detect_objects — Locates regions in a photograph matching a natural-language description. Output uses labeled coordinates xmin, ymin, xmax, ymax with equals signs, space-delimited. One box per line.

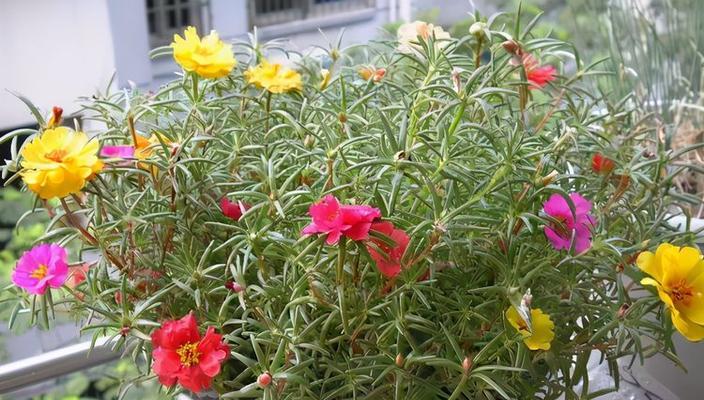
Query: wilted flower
xmin=592 ymin=153 xmax=615 ymax=174
xmin=542 ymin=193 xmax=596 ymax=253
xmin=151 ymin=312 xmax=230 ymax=393
xmin=12 ymin=244 xmax=68 ymax=295
xmin=397 ymin=21 xmax=451 ymax=54
xmin=638 ymin=244 xmax=704 ymax=341
xmin=46 ymin=106 xmax=63 ymax=128
xmin=358 ymin=66 xmax=386 ymax=83
xmin=506 ymin=306 xmax=555 ymax=350
xmin=320 ymin=68 xmax=331 ymax=90
xmin=171 ymin=26 xmax=236 ymax=79
xmin=451 ymin=67 xmax=463 ymax=94
xmin=245 ymin=60 xmax=303 ymax=94
xmin=302 ymin=195 xmax=381 ymax=245
xmin=366 ymin=221 xmax=410 ymax=278
xmin=20 ymin=127 xmax=103 ymax=199
xmin=520 ymin=52 xmax=556 ymax=89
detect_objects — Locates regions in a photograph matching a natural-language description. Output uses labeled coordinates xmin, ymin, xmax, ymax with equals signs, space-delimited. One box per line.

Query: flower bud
xmin=373 ymin=68 xmax=386 ymax=83
xmin=540 ymin=170 xmax=559 ymax=186
xmin=502 ymin=40 xmax=520 ymax=55
xmin=257 ymin=372 xmax=272 ymax=387
xmin=395 ymin=353 xmax=404 ymax=367
xmin=304 ymin=135 xmax=315 ymax=149
xmin=338 ymin=113 xmax=348 ymax=123
xmin=47 ymin=106 xmax=63 ymax=128
xmin=469 ymin=22 xmax=486 ymax=37
xmin=462 ymin=356 xmax=473 ymax=373
xmin=120 ymin=326 xmax=131 ymax=337
xmin=225 ymin=280 xmax=244 ymax=293
xmin=617 ymin=303 xmax=630 ymax=319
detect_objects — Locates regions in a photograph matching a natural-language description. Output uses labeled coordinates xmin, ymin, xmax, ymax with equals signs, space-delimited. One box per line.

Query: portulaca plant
xmin=3 ymin=8 xmax=704 ymax=400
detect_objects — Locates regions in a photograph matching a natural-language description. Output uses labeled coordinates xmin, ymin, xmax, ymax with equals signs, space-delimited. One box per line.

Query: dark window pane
xmin=147 ymin=0 xmax=154 ymax=9
xmin=168 ymin=9 xmax=177 ymax=28
xmin=166 ymin=0 xmax=175 ymax=5
xmin=180 ymin=8 xmax=190 ymax=25
xmin=147 ymin=12 xmax=156 ymax=33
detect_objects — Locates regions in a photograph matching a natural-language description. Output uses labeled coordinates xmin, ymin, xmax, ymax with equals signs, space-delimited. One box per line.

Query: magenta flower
xmin=12 ymin=244 xmax=69 ymax=295
xmin=542 ymin=193 xmax=596 ymax=253
xmin=302 ymin=195 xmax=381 ymax=245
xmin=101 ymin=145 xmax=135 ymax=159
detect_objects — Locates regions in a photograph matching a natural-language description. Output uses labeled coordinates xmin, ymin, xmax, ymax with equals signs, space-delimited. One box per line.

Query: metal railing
xmin=248 ymin=0 xmax=376 ymax=28
xmin=0 ymin=337 xmax=121 ymax=395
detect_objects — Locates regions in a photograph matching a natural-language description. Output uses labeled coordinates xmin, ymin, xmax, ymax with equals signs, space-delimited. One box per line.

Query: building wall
xmin=0 ymin=0 xmax=116 ymax=129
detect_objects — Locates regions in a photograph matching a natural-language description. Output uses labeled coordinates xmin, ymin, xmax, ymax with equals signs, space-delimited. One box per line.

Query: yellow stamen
xmin=176 ymin=342 xmax=200 ymax=367
xmin=31 ymin=264 xmax=48 ymax=280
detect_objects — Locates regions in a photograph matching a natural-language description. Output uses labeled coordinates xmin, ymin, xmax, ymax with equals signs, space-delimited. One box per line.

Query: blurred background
xmin=1 ymin=0 xmax=703 ymax=399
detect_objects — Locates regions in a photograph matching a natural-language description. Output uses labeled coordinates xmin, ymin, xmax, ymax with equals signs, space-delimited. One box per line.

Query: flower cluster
xmin=6 ymin=18 xmax=702 ymax=399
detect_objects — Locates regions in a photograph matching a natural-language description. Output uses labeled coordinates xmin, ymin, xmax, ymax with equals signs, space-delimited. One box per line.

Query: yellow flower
xmin=244 ymin=60 xmax=303 ymax=94
xmin=20 ymin=127 xmax=103 ymax=199
xmin=171 ymin=26 xmax=235 ymax=79
xmin=320 ymin=69 xmax=331 ymax=90
xmin=638 ymin=243 xmax=704 ymax=341
xmin=397 ymin=20 xmax=451 ymax=54
xmin=506 ymin=306 xmax=555 ymax=350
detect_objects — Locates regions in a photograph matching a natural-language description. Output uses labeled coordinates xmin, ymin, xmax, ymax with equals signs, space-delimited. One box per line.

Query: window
xmin=248 ymin=0 xmax=375 ymax=28
xmin=146 ymin=0 xmax=203 ymax=47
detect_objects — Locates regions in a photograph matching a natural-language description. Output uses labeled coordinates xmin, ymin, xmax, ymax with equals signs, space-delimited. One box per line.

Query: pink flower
xmin=12 ymin=244 xmax=69 ymax=295
xmin=220 ymin=197 xmax=249 ymax=221
xmin=302 ymin=195 xmax=381 ymax=245
xmin=543 ymin=193 xmax=596 ymax=253
xmin=101 ymin=145 xmax=135 ymax=158
xmin=367 ymin=221 xmax=410 ymax=278
xmin=521 ymin=52 xmax=556 ymax=89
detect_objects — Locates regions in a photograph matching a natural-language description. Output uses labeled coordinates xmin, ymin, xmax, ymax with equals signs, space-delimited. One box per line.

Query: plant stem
xmin=337 ymin=237 xmax=347 ymax=286
xmin=192 ymin=73 xmax=199 ymax=102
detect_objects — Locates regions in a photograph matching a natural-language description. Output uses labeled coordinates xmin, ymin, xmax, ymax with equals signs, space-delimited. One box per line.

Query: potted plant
xmin=2 ymin=8 xmax=703 ymax=399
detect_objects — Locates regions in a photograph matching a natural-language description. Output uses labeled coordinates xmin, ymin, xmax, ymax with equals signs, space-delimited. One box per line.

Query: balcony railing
xmin=248 ymin=0 xmax=376 ymax=28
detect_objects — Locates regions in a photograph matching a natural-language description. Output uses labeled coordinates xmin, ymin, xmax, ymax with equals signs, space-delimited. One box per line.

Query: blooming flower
xmin=101 ymin=145 xmax=135 ymax=159
xmin=506 ymin=306 xmax=555 ymax=350
xmin=637 ymin=244 xmax=704 ymax=341
xmin=366 ymin=221 xmax=410 ymax=278
xmin=244 ymin=60 xmax=303 ymax=94
xmin=592 ymin=153 xmax=615 ymax=175
xmin=520 ymin=52 xmax=556 ymax=89
xmin=171 ymin=26 xmax=236 ymax=79
xmin=221 ymin=197 xmax=249 ymax=221
xmin=20 ymin=127 xmax=103 ymax=199
xmin=12 ymin=244 xmax=69 ymax=295
xmin=151 ymin=312 xmax=230 ymax=393
xmin=302 ymin=195 xmax=381 ymax=245
xmin=542 ymin=193 xmax=596 ymax=253
xmin=397 ymin=21 xmax=451 ymax=54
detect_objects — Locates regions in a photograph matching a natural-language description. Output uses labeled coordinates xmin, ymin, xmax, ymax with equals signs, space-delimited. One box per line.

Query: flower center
xmin=669 ymin=279 xmax=694 ymax=307
xmin=30 ymin=264 xmax=48 ymax=280
xmin=45 ymin=149 xmax=68 ymax=163
xmin=176 ymin=342 xmax=200 ymax=367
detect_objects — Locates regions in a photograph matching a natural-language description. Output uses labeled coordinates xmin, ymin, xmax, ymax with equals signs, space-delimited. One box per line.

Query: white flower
xmin=397 ymin=21 xmax=451 ymax=55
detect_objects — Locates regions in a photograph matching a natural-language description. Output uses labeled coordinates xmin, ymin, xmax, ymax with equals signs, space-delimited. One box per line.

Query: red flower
xmin=221 ymin=197 xmax=249 ymax=221
xmin=521 ymin=53 xmax=556 ymax=89
xmin=591 ymin=153 xmax=615 ymax=174
xmin=366 ymin=221 xmax=410 ymax=278
xmin=151 ymin=312 xmax=230 ymax=393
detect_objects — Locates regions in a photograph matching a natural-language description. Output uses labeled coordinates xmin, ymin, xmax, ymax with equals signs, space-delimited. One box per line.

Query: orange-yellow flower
xmin=20 ymin=127 xmax=103 ymax=199
xmin=397 ymin=21 xmax=451 ymax=54
xmin=638 ymin=243 xmax=704 ymax=341
xmin=171 ymin=26 xmax=235 ymax=79
xmin=244 ymin=60 xmax=302 ymax=94
xmin=506 ymin=306 xmax=555 ymax=350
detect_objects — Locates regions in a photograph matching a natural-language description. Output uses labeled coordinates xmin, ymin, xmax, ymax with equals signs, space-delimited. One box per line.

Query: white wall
xmin=0 ymin=0 xmax=116 ymax=129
